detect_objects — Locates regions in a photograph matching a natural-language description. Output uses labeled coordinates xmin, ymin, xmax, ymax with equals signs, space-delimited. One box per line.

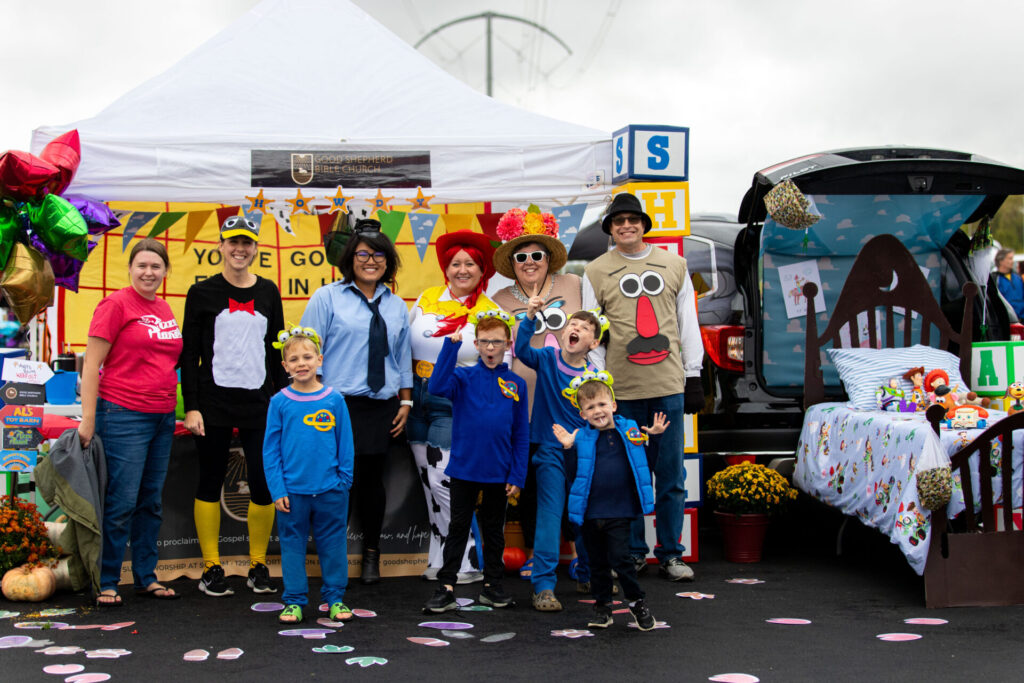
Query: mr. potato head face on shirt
xmin=608 ymin=261 xmax=672 ymax=366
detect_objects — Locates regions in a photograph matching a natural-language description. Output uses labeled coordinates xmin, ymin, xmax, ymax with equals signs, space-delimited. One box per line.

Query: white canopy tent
xmin=30 ymin=0 xmax=611 ymax=206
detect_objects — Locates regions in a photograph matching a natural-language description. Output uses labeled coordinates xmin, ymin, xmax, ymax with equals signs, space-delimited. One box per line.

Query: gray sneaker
xmin=659 ymin=557 xmax=695 ymax=582
xmin=456 ymin=571 xmax=484 ymax=584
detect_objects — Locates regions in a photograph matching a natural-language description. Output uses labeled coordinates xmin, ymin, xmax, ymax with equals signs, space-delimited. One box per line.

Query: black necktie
xmin=360 ymin=292 xmax=389 ymax=393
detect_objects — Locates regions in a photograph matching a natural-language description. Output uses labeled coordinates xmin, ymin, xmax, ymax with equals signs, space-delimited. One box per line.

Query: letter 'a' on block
xmin=612 ymin=125 xmax=689 ymax=184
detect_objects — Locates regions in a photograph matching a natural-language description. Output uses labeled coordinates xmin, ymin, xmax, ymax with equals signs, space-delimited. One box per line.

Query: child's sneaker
xmin=478 ymin=583 xmax=514 ymax=608
xmin=629 ymin=598 xmax=656 ymax=631
xmin=198 ymin=564 xmax=234 ymax=597
xmin=587 ymin=604 xmax=614 ymax=629
xmin=423 ymin=587 xmax=457 ymax=613
xmin=246 ymin=563 xmax=277 ymax=594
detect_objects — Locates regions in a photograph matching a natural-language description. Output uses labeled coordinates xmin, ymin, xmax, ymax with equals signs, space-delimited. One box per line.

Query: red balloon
xmin=39 ymin=130 xmax=81 ymax=195
xmin=0 ymin=150 xmax=59 ymax=201
xmin=503 ymin=546 xmax=526 ymax=572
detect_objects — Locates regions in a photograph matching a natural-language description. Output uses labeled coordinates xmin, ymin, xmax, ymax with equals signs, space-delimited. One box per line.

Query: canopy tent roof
xmin=31 ymin=0 xmax=611 ymax=206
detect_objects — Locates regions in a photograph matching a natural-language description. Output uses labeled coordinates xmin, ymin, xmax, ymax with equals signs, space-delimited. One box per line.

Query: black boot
xmin=361 ymin=548 xmax=381 ymax=585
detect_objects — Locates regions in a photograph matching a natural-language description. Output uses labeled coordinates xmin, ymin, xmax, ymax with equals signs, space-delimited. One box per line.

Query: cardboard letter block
xmin=612 ymin=125 xmax=689 ymax=183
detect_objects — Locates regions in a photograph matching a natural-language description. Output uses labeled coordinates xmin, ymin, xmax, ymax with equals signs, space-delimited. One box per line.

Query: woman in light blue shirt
xmin=301 ymin=219 xmax=413 ymax=584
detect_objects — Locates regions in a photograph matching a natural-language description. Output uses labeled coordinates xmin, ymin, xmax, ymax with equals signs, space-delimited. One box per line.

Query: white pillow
xmin=827 ymin=344 xmax=968 ymax=410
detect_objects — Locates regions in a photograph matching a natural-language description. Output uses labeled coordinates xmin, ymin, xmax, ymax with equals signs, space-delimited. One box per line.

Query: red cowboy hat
xmin=435 ymin=230 xmax=497 ymax=280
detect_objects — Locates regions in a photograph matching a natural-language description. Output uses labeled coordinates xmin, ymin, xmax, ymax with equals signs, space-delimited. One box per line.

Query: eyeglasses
xmin=476 ymin=339 xmax=508 ymax=348
xmin=611 ymin=214 xmax=643 ymax=226
xmin=513 ymin=250 xmax=548 ymax=264
xmin=355 ymin=250 xmax=387 ymax=263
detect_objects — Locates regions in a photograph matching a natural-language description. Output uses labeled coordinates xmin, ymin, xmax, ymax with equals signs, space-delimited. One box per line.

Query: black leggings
xmin=345 ymin=395 xmax=398 ymax=551
xmin=194 ymin=425 xmax=272 ymax=506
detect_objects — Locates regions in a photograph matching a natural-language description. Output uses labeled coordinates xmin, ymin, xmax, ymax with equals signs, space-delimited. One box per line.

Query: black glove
xmin=684 ymin=376 xmax=705 ymax=414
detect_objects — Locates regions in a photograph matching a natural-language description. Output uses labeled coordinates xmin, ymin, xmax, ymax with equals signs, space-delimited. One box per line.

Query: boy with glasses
xmin=423 ymin=310 xmax=529 ymax=613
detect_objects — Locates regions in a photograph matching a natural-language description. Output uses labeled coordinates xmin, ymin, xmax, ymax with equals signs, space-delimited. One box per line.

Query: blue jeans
xmin=531 ymin=445 xmax=589 ymax=592
xmin=96 ymin=398 xmax=175 ymax=592
xmin=278 ymin=487 xmax=350 ymax=607
xmin=406 ymin=375 xmax=452 ymax=450
xmin=616 ymin=393 xmax=686 ymax=562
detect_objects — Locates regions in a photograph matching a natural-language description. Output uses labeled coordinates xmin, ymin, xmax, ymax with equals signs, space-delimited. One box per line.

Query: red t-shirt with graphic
xmin=89 ymin=286 xmax=183 ymax=413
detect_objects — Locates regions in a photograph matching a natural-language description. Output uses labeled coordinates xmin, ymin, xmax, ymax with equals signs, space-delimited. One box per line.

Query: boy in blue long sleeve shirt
xmin=423 ymin=311 xmax=529 ymax=613
xmin=515 ymin=289 xmax=604 ymax=611
xmin=263 ymin=327 xmax=355 ymax=625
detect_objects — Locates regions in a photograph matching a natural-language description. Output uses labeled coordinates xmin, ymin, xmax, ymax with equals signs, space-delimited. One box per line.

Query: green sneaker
xmin=329 ymin=602 xmax=353 ymax=621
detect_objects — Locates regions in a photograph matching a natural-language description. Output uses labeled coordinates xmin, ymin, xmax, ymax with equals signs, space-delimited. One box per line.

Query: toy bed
xmin=793 ymin=233 xmax=1024 ymax=607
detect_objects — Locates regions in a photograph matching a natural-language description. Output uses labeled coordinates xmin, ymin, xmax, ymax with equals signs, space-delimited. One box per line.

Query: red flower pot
xmin=714 ymin=510 xmax=771 ymax=563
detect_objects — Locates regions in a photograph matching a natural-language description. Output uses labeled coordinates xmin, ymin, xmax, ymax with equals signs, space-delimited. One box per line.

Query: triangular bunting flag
xmin=121 ymin=211 xmax=159 ymax=251
xmin=376 ymin=210 xmax=406 ymax=244
xmin=147 ymin=212 xmax=186 ymax=239
xmin=111 ymin=209 xmax=132 ymax=225
xmin=317 ymin=213 xmax=340 ymax=240
xmin=552 ymin=203 xmax=588 ymax=251
xmin=183 ymin=210 xmax=214 ymax=254
xmin=242 ymin=203 xmax=263 ymax=223
xmin=408 ymin=213 xmax=440 ymax=262
xmin=476 ymin=212 xmax=503 ymax=242
xmin=215 ymin=206 xmax=241 ymax=228
xmin=439 ymin=213 xmax=474 ymax=235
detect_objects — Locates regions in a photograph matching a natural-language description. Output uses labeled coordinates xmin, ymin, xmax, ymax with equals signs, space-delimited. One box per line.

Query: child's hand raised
xmin=552 ymin=423 xmax=578 ymax=449
xmin=448 ymin=325 xmax=464 ymax=344
xmin=642 ymin=411 xmax=670 ymax=436
xmin=526 ymin=283 xmax=545 ymax=319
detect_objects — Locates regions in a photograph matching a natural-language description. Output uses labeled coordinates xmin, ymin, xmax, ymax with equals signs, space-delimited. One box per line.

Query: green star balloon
xmin=26 ymin=193 xmax=89 ymax=261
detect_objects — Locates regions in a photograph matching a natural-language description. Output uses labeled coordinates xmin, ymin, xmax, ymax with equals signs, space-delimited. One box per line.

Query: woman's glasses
xmin=513 ymin=250 xmax=547 ymax=264
xmin=355 ymin=250 xmax=387 ymax=263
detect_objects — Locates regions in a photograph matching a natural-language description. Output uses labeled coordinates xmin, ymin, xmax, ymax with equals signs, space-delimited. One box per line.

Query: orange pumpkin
xmin=1 ymin=564 xmax=57 ymax=602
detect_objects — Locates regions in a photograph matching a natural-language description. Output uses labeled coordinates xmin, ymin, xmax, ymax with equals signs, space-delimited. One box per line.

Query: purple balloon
xmin=28 ymin=231 xmax=95 ymax=292
xmin=65 ymin=194 xmax=120 ymax=236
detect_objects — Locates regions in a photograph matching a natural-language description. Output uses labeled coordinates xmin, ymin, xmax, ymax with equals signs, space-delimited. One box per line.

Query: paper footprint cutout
xmin=0 ymin=610 xmax=20 ymax=619
xmin=709 ymin=675 xmax=760 ymax=683
xmin=250 ymin=602 xmax=285 ymax=612
xmin=676 ymin=592 xmax=715 ymax=600
xmin=904 ymin=618 xmax=947 ymax=625
xmin=85 ymin=649 xmax=131 ymax=659
xmin=725 ymin=578 xmax=764 ymax=585
xmin=278 ymin=629 xmax=333 ymax=639
xmin=480 ymin=633 xmax=515 ymax=643
xmin=183 ymin=649 xmax=210 ymax=662
xmin=312 ymin=645 xmax=354 ymax=654
xmin=351 ymin=609 xmax=376 ymax=618
xmin=407 ymin=637 xmax=449 ymax=647
xmin=316 ymin=618 xmax=347 ymax=628
xmin=216 ymin=648 xmax=243 ymax=660
xmin=35 ymin=608 xmax=76 ymax=617
xmin=876 ymin=633 xmax=922 ymax=641
xmin=42 ymin=664 xmax=85 ymax=675
xmin=441 ymin=630 xmax=474 ymax=639
xmin=14 ymin=621 xmax=69 ymax=629
xmin=419 ymin=621 xmax=472 ymax=630
xmin=346 ymin=656 xmax=387 ymax=667
xmin=551 ymin=629 xmax=593 ymax=638
xmin=64 ymin=674 xmax=111 ymax=683
xmin=627 ymin=620 xmax=670 ymax=630
xmin=765 ymin=618 xmax=811 ymax=625
xmin=36 ymin=646 xmax=84 ymax=655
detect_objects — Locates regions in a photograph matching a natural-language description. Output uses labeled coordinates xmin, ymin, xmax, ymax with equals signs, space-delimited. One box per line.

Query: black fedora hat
xmin=601 ymin=193 xmax=652 ymax=234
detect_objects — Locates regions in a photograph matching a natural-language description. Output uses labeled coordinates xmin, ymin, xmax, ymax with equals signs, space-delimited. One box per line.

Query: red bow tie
xmin=229 ymin=298 xmax=255 ymax=315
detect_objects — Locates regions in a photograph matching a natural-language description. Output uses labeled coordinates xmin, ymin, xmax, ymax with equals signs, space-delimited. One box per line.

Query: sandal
xmin=95 ymin=591 xmax=123 ymax=607
xmin=136 ymin=584 xmax=181 ymax=600
xmin=531 ymin=589 xmax=563 ymax=612
xmin=567 ymin=558 xmax=579 ymax=581
xmin=518 ymin=558 xmax=534 ymax=581
xmin=329 ymin=602 xmax=353 ymax=622
xmin=279 ymin=604 xmax=303 ymax=624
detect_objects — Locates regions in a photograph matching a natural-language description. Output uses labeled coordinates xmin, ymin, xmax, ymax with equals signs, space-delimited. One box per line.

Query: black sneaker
xmin=629 ymin=599 xmax=656 ymax=631
xmin=587 ymin=604 xmax=613 ymax=629
xmin=633 ymin=555 xmax=649 ymax=576
xmin=246 ymin=562 xmax=277 ymax=594
xmin=478 ymin=583 xmax=514 ymax=608
xmin=198 ymin=564 xmax=233 ymax=597
xmin=423 ymin=588 xmax=457 ymax=613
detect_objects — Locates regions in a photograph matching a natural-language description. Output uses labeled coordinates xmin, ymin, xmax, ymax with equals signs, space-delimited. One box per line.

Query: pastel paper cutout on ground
xmin=441 ymin=630 xmax=474 ymax=639
xmin=278 ymin=628 xmax=333 ymax=639
xmin=216 ymin=648 xmax=243 ymax=660
xmin=578 ymin=599 xmax=622 ymax=605
xmin=904 ymin=618 xmax=947 ymax=625
xmin=312 ymin=644 xmax=354 ymax=654
xmin=36 ymin=608 xmax=76 ymax=617
xmin=459 ymin=605 xmax=493 ymax=612
xmin=407 ymin=637 xmax=449 ymax=647
xmin=351 ymin=609 xmax=377 ymax=618
xmin=14 ymin=621 xmax=69 ymax=629
xmin=627 ymin=620 xmax=670 ymax=630
xmin=551 ymin=629 xmax=593 ymax=638
xmin=65 ymin=674 xmax=111 ymax=683
xmin=37 ymin=646 xmax=84 ymax=655
xmin=0 ymin=610 xmax=20 ymax=618
xmin=480 ymin=633 xmax=516 ymax=643
xmin=419 ymin=621 xmax=473 ymax=630
xmin=250 ymin=602 xmax=285 ymax=612
xmin=0 ymin=635 xmax=35 ymax=648
xmin=877 ymin=633 xmax=922 ymax=641
xmin=316 ymin=618 xmax=347 ymax=628
xmin=612 ymin=608 xmax=630 ymax=615
xmin=677 ymin=592 xmax=715 ymax=599
xmin=85 ymin=649 xmax=131 ymax=659
xmin=766 ymin=618 xmax=812 ymax=625
xmin=726 ymin=579 xmax=764 ymax=584
xmin=709 ymin=675 xmax=760 ymax=683
xmin=42 ymin=663 xmax=85 ymax=674
xmin=455 ymin=597 xmax=474 ymax=606
xmin=61 ymin=622 xmax=134 ymax=631
xmin=183 ymin=649 xmax=209 ymax=661
xmin=346 ymin=656 xmax=387 ymax=667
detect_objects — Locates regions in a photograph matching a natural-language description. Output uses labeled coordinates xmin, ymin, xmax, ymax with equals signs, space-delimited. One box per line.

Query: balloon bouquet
xmin=0 ymin=130 xmax=119 ymax=324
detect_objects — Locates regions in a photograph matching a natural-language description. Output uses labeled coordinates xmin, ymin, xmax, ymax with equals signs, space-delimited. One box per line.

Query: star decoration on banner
xmin=405 ymin=186 xmax=435 ymax=212
xmin=245 ymin=189 xmax=272 ymax=215
xmin=371 ymin=189 xmax=394 ymax=213
xmin=286 ymin=189 xmax=313 ymax=215
xmin=323 ymin=187 xmax=353 ymax=214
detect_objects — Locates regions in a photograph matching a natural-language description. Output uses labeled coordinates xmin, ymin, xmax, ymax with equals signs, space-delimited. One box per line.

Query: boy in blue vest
xmin=553 ymin=372 xmax=665 ymax=631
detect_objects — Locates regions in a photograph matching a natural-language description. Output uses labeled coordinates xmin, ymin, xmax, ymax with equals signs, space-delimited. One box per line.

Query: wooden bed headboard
xmin=801 ymin=233 xmax=978 ymax=409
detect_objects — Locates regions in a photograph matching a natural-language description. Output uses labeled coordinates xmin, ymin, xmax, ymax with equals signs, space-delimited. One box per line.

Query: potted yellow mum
xmin=706 ymin=461 xmax=798 ymax=562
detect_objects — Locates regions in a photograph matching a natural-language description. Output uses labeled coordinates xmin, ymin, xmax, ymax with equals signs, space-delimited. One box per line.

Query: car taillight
xmin=701 ymin=325 xmax=744 ymax=373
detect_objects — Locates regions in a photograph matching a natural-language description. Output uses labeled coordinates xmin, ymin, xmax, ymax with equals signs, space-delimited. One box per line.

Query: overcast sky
xmin=4 ymin=0 xmax=1023 ymax=215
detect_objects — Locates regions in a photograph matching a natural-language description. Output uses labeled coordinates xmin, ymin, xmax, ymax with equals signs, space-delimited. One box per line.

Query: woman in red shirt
xmin=79 ymin=238 xmax=183 ymax=606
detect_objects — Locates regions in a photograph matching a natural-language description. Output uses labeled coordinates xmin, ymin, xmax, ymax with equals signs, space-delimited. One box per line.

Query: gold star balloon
xmin=245 ymin=189 xmax=272 ymax=215
xmin=371 ymin=189 xmax=394 ymax=213
xmin=1 ymin=242 xmax=55 ymax=324
xmin=406 ymin=186 xmax=435 ymax=212
xmin=286 ymin=189 xmax=313 ymax=215
xmin=323 ymin=186 xmax=353 ymax=215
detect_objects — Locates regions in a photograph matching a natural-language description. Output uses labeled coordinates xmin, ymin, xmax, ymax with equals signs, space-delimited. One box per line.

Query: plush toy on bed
xmin=875 ymin=377 xmax=917 ymax=413
xmin=942 ymin=404 xmax=989 ymax=429
xmin=903 ymin=366 xmax=927 ymax=411
xmin=1004 ymin=381 xmax=1024 ymax=415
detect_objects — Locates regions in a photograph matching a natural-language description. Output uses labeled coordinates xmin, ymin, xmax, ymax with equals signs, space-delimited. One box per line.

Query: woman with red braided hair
xmin=407 ymin=230 xmax=504 ymax=584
